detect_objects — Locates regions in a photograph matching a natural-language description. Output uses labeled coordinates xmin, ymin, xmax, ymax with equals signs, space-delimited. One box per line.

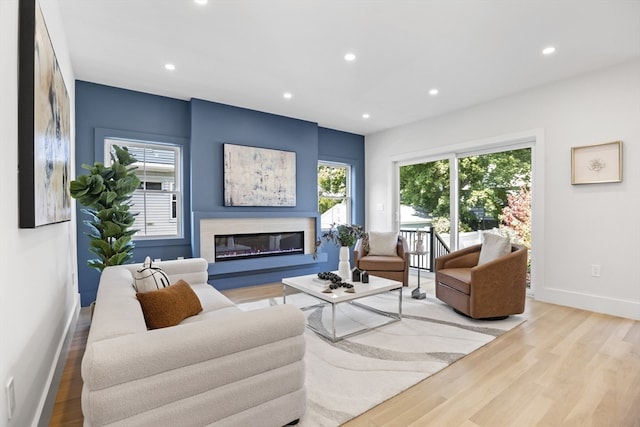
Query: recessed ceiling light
xmin=194 ymin=0 xmax=208 ymax=5
xmin=164 ymin=63 xmax=175 ymax=71
xmin=362 ymin=113 xmax=370 ymax=119
xmin=344 ymin=53 xmax=356 ymax=62
xmin=542 ymin=46 xmax=556 ymax=55
xmin=429 ymin=88 xmax=439 ymax=96
xmin=283 ymin=92 xmax=292 ymax=99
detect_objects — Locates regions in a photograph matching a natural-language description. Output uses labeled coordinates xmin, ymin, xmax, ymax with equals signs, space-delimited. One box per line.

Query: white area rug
xmin=239 ymin=288 xmax=525 ymax=426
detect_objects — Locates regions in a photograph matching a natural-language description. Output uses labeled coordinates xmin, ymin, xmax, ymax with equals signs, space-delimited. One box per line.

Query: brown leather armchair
xmin=354 ymin=235 xmax=410 ymax=286
xmin=435 ymin=243 xmax=528 ymax=319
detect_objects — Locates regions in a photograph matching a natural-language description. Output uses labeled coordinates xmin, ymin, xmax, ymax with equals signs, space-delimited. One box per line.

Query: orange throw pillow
xmin=136 ymin=280 xmax=203 ymax=329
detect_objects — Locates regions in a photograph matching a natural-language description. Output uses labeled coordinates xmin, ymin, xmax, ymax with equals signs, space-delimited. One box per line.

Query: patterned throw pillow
xmin=133 ymin=256 xmax=170 ymax=293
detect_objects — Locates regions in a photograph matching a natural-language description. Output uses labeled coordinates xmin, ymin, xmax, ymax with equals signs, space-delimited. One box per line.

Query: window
xmin=318 ymin=162 xmax=351 ymax=228
xmin=171 ymin=194 xmax=177 ymax=221
xmin=105 ymin=138 xmax=182 ymax=239
xmin=399 ymin=146 xmax=531 ymax=250
xmin=139 ymin=181 xmax=162 ymax=190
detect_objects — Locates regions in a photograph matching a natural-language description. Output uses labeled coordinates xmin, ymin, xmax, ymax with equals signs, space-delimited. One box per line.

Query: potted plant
xmin=70 ymin=145 xmax=140 ymax=271
xmin=318 ymin=223 xmax=365 ymax=279
xmin=320 ymin=223 xmax=364 ymax=247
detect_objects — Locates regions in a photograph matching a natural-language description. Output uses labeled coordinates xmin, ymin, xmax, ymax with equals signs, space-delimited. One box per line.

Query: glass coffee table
xmin=282 ymin=273 xmax=403 ymax=342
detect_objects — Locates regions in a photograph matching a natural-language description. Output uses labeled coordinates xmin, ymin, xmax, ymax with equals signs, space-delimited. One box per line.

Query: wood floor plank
xmin=49 ymin=281 xmax=640 ymax=426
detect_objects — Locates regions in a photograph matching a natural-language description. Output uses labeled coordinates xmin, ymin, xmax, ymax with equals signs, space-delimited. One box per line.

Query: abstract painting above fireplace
xmin=223 ymin=143 xmax=296 ymax=207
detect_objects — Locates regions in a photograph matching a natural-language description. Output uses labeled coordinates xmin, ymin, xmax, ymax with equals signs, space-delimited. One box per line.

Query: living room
xmin=1 ymin=1 xmax=639 ymax=426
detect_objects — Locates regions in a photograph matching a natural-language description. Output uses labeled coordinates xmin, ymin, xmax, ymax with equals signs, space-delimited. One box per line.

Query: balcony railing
xmin=400 ymin=228 xmax=450 ymax=272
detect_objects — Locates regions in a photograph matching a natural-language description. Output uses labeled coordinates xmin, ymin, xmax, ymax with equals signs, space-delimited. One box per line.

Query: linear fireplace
xmin=214 ymin=231 xmax=305 ymax=262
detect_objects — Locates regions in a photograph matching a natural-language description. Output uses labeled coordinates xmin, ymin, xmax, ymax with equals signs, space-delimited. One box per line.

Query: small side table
xmin=407 ymin=250 xmax=427 ymax=299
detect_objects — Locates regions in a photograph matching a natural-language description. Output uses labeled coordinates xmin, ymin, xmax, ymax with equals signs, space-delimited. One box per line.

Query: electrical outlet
xmin=591 ymin=264 xmax=601 ymax=277
xmin=6 ymin=377 xmax=15 ymax=420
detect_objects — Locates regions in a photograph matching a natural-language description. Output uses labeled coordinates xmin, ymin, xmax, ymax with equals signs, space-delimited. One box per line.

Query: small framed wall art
xmin=571 ymin=141 xmax=622 ymax=185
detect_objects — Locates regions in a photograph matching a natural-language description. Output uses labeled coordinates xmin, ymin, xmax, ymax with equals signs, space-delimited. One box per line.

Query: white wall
xmin=0 ymin=1 xmax=78 ymax=425
xmin=366 ymin=60 xmax=640 ymax=320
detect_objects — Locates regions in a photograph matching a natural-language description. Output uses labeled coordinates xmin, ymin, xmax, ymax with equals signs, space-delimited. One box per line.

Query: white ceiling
xmin=57 ymin=0 xmax=640 ymax=135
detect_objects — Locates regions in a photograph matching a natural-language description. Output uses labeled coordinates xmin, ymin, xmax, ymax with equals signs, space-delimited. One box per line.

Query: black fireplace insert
xmin=214 ymin=231 xmax=304 ymax=261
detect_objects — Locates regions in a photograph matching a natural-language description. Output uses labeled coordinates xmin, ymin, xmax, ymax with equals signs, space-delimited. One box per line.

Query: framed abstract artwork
xmin=571 ymin=141 xmax=622 ymax=185
xmin=223 ymin=143 xmax=296 ymax=207
xmin=18 ymin=0 xmax=72 ymax=228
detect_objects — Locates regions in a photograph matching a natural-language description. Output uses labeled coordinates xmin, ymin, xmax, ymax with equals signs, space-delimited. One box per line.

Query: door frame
xmin=392 ymin=129 xmax=544 ymax=295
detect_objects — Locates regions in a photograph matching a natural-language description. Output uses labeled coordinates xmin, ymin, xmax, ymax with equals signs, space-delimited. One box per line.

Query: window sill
xmin=208 ymin=252 xmax=328 ymax=275
xmin=134 ymin=237 xmax=189 ymax=248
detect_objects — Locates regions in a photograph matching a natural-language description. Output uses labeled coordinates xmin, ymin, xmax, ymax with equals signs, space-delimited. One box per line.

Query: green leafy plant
xmin=399 ymin=148 xmax=531 ymax=231
xmin=70 ymin=145 xmax=140 ymax=271
xmin=319 ymin=223 xmax=365 ymax=248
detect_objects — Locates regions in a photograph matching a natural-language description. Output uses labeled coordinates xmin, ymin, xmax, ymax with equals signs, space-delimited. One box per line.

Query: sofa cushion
xmin=437 ymin=268 xmax=472 ymax=294
xmin=358 ymin=255 xmax=405 ymax=272
xmin=180 ymin=306 xmax=241 ymax=324
xmin=136 ymin=280 xmax=203 ymax=329
xmin=189 ymin=283 xmax=237 ymax=313
xmin=478 ymin=232 xmax=511 ymax=265
xmin=367 ymin=231 xmax=398 ymax=256
xmin=133 ymin=256 xmax=170 ymax=293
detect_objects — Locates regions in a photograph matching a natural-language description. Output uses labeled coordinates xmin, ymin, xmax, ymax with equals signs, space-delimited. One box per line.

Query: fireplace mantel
xmin=194 ymin=213 xmax=326 ymax=282
xmin=199 ymin=217 xmax=316 ymax=263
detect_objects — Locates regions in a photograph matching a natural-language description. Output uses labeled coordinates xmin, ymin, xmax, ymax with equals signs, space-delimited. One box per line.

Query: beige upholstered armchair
xmin=435 ymin=238 xmax=528 ymax=319
xmin=354 ymin=232 xmax=410 ymax=286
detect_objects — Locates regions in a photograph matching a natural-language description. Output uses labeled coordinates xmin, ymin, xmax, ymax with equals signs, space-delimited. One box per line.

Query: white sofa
xmin=81 ymin=257 xmax=306 ymax=427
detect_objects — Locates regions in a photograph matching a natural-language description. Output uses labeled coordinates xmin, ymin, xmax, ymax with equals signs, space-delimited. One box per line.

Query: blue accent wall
xmin=189 ymin=98 xmax=319 ymax=212
xmin=74 ymin=82 xmax=364 ymax=304
xmin=317 ymin=127 xmax=366 ymax=265
xmin=189 ymin=98 xmax=327 ymax=289
xmin=75 ymin=81 xmax=192 ymax=305
xmin=318 ymin=127 xmax=365 ymax=226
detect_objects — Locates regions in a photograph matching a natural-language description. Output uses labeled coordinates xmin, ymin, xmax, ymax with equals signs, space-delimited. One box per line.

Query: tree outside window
xmin=318 ymin=162 xmax=351 ymax=229
xmin=400 ymin=148 xmax=531 ymax=237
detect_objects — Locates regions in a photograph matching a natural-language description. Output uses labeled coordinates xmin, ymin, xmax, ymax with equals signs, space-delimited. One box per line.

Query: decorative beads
xmin=317 ymin=272 xmax=354 ymax=289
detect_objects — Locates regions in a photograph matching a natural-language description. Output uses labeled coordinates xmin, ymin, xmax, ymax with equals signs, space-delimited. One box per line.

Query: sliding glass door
xmin=399 ymin=159 xmax=450 ymax=271
xmin=456 ymin=148 xmax=531 ymax=249
xmin=399 ymin=145 xmax=532 ymax=287
xmin=399 ymin=158 xmax=450 ymax=232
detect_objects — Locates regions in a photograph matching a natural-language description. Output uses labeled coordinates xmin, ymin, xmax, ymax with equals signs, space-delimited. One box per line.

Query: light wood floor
xmin=50 ymin=283 xmax=640 ymax=426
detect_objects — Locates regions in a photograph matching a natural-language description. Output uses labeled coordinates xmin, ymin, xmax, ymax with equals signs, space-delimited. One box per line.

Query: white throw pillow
xmin=367 ymin=231 xmax=398 ymax=256
xmin=478 ymin=232 xmax=511 ymax=265
xmin=133 ymin=256 xmax=171 ymax=293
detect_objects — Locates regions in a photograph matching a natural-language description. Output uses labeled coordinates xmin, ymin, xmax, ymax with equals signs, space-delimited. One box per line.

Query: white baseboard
xmin=33 ymin=293 xmax=81 ymax=427
xmin=535 ymin=286 xmax=640 ymax=320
